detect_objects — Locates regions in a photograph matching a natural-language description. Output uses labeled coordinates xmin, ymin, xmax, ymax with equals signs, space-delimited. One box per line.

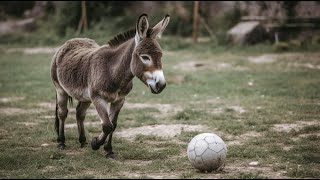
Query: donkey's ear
xmin=135 ymin=14 xmax=149 ymax=43
xmin=151 ymin=14 xmax=170 ymax=39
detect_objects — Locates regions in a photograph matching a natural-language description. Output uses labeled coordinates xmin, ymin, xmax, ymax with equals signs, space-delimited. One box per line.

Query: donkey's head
xmin=131 ymin=14 xmax=170 ymax=94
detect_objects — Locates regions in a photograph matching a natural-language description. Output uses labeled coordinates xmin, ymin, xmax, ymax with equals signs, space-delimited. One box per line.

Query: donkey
xmin=50 ymin=14 xmax=170 ymax=158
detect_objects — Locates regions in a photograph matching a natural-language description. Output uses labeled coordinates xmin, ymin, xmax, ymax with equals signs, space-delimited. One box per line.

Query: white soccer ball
xmin=187 ymin=133 xmax=227 ymax=172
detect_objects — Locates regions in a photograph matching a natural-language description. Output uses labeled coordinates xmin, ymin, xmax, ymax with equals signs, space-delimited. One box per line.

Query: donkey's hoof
xmin=105 ymin=152 xmax=116 ymax=160
xmin=57 ymin=144 xmax=66 ymax=150
xmin=91 ymin=137 xmax=100 ymax=151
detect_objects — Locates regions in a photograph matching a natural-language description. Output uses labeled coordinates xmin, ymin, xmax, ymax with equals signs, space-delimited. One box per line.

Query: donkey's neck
xmin=114 ymin=38 xmax=135 ymax=78
xmin=102 ymin=38 xmax=135 ymax=89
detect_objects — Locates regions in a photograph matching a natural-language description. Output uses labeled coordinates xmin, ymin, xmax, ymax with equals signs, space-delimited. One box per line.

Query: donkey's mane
xmin=107 ymin=28 xmax=153 ymax=47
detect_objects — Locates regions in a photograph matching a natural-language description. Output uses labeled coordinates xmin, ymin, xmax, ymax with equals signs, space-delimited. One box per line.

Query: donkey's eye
xmin=141 ymin=55 xmax=150 ymax=61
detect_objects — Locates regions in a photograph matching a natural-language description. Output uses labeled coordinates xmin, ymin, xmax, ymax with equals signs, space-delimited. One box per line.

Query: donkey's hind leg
xmin=55 ymin=90 xmax=69 ymax=150
xmin=76 ymin=101 xmax=91 ymax=148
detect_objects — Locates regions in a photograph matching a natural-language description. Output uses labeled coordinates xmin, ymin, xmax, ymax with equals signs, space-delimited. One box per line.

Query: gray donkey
xmin=50 ymin=14 xmax=170 ymax=158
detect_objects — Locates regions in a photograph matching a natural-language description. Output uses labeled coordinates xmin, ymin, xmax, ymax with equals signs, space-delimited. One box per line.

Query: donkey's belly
xmin=59 ymin=83 xmax=91 ymax=102
xmin=73 ymin=88 xmax=91 ymax=102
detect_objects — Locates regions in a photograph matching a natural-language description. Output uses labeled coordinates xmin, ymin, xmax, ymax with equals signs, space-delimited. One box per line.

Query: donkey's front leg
xmin=104 ymin=98 xmax=125 ymax=159
xmin=91 ymin=97 xmax=113 ymax=151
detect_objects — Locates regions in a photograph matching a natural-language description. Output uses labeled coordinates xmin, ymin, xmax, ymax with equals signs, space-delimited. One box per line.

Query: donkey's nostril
xmin=155 ymin=82 xmax=160 ymax=90
xmin=158 ymin=82 xmax=166 ymax=93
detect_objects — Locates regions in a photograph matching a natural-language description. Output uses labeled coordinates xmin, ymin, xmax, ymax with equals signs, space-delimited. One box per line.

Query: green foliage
xmin=0 ymin=1 xmax=35 ymax=18
xmin=282 ymin=1 xmax=299 ymax=17
xmin=54 ymin=1 xmax=81 ymax=36
xmin=167 ymin=1 xmax=194 ymax=37
xmin=207 ymin=4 xmax=244 ymax=45
xmin=0 ymin=1 xmax=246 ymax=46
xmin=53 ymin=1 xmax=134 ymax=36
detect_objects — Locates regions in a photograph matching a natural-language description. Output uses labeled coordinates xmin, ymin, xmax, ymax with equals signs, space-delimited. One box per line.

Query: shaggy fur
xmin=50 ymin=14 xmax=170 ymax=158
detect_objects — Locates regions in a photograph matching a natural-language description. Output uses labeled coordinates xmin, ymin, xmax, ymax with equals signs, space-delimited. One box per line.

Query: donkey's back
xmin=54 ymin=38 xmax=99 ymax=65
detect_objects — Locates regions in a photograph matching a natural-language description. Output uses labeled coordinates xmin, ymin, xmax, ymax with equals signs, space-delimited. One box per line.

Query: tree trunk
xmin=77 ymin=1 xmax=88 ymax=34
xmin=192 ymin=1 xmax=199 ymax=43
xmin=81 ymin=1 xmax=88 ymax=31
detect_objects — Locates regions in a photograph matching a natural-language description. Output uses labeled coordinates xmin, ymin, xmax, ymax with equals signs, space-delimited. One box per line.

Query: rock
xmin=41 ymin=143 xmax=49 ymax=147
xmin=249 ymin=161 xmax=260 ymax=166
xmin=227 ymin=21 xmax=267 ymax=45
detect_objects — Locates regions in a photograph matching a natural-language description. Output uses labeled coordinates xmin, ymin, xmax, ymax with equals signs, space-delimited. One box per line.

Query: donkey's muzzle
xmin=154 ymin=82 xmax=167 ymax=94
xmin=149 ymin=81 xmax=166 ymax=94
xmin=145 ymin=70 xmax=166 ymax=94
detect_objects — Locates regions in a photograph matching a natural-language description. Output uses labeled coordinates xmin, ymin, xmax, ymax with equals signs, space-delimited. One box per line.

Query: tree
xmin=192 ymin=1 xmax=199 ymax=43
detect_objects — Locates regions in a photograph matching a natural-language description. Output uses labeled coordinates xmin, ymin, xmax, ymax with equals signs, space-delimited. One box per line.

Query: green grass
xmin=0 ymin=41 xmax=320 ymax=178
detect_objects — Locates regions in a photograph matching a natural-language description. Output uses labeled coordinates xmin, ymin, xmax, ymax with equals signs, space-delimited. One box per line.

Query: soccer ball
xmin=187 ymin=133 xmax=227 ymax=172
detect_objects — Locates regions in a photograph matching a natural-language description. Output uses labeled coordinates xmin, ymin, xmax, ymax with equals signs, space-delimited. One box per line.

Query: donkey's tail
xmin=55 ymin=93 xmax=59 ymax=135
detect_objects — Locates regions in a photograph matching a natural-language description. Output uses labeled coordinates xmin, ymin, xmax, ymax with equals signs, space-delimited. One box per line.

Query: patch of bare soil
xmin=0 ymin=96 xmax=25 ymax=103
xmin=298 ymin=132 xmax=320 ymax=138
xmin=7 ymin=47 xmax=59 ymax=55
xmin=173 ymin=61 xmax=248 ymax=72
xmin=146 ymin=173 xmax=179 ymax=179
xmin=225 ymin=131 xmax=262 ymax=146
xmin=41 ymin=115 xmax=55 ymax=119
xmin=272 ymin=120 xmax=319 ymax=133
xmin=42 ymin=165 xmax=57 ymax=173
xmin=248 ymin=54 xmax=277 ymax=64
xmin=223 ymin=164 xmax=290 ymax=179
xmin=115 ymin=124 xmax=209 ymax=141
xmin=16 ymin=122 xmax=39 ymax=126
xmin=287 ymin=62 xmax=320 ymax=69
xmin=0 ymin=107 xmax=44 ymax=115
xmin=249 ymin=53 xmax=320 ymax=69
xmin=123 ymin=102 xmax=182 ymax=118
xmin=65 ymin=122 xmax=100 ymax=129
xmin=37 ymin=102 xmax=55 ymax=109
xmin=0 ymin=107 xmax=26 ymax=115
xmin=226 ymin=106 xmax=247 ymax=114
xmin=208 ymin=106 xmax=247 ymax=115
xmin=121 ymin=172 xmax=178 ymax=179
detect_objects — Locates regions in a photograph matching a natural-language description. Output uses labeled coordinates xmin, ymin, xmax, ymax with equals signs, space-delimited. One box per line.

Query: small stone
xmin=249 ymin=161 xmax=259 ymax=166
xmin=41 ymin=143 xmax=49 ymax=147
